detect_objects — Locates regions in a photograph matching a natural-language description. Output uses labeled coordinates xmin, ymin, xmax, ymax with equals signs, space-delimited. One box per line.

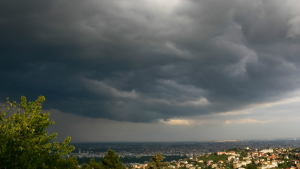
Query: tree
xmin=0 ymin=96 xmax=75 ymax=168
xmin=56 ymin=156 xmax=79 ymax=169
xmin=81 ymin=163 xmax=90 ymax=169
xmin=89 ymin=158 xmax=102 ymax=169
xmin=147 ymin=153 xmax=170 ymax=169
xmin=245 ymin=164 xmax=257 ymax=169
xmin=101 ymin=149 xmax=125 ymax=169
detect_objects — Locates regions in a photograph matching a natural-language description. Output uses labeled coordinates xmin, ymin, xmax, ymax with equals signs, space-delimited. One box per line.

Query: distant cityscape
xmin=69 ymin=139 xmax=300 ymax=160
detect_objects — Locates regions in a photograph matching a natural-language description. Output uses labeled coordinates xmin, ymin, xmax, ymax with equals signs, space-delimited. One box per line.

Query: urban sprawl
xmin=69 ymin=140 xmax=300 ymax=169
xmin=127 ymin=147 xmax=300 ymax=169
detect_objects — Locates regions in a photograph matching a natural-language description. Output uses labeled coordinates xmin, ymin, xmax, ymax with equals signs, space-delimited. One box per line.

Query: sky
xmin=1 ymin=0 xmax=300 ymax=142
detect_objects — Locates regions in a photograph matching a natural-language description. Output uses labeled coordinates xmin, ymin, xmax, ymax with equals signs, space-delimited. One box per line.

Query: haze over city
xmin=1 ymin=0 xmax=300 ymax=142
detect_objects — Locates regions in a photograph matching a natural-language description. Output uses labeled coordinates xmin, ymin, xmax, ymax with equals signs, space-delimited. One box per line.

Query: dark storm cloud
xmin=1 ymin=0 xmax=300 ymax=122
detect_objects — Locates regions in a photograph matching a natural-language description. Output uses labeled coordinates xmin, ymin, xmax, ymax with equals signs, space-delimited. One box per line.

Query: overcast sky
xmin=1 ymin=0 xmax=300 ymax=142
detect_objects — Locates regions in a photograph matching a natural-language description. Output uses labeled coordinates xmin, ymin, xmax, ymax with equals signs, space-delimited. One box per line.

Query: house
xmin=233 ymin=163 xmax=241 ymax=169
xmin=268 ymin=154 xmax=278 ymax=160
xmin=136 ymin=164 xmax=148 ymax=169
xmin=227 ymin=151 xmax=236 ymax=155
xmin=228 ymin=156 xmax=236 ymax=161
xmin=212 ymin=164 xmax=218 ymax=168
xmin=186 ymin=164 xmax=192 ymax=168
xmin=258 ymin=153 xmax=264 ymax=157
xmin=243 ymin=157 xmax=250 ymax=160
xmin=261 ymin=149 xmax=274 ymax=154
xmin=266 ymin=161 xmax=278 ymax=168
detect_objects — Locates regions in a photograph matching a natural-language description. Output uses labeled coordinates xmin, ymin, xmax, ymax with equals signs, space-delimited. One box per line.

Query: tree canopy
xmin=147 ymin=153 xmax=169 ymax=169
xmin=101 ymin=149 xmax=125 ymax=169
xmin=0 ymin=96 xmax=75 ymax=168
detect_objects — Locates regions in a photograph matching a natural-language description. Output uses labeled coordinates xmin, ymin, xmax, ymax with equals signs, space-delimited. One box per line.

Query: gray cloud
xmin=1 ymin=0 xmax=300 ymax=122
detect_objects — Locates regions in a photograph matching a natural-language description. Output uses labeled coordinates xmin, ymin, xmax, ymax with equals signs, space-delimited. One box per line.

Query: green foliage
xmin=76 ymin=150 xmax=126 ymax=169
xmin=102 ymin=149 xmax=125 ymax=169
xmin=278 ymin=160 xmax=294 ymax=169
xmin=245 ymin=163 xmax=257 ymax=169
xmin=81 ymin=163 xmax=90 ymax=169
xmin=178 ymin=167 xmax=188 ymax=169
xmin=227 ymin=163 xmax=233 ymax=168
xmin=89 ymin=158 xmax=102 ymax=169
xmin=289 ymin=154 xmax=296 ymax=160
xmin=0 ymin=96 xmax=75 ymax=168
xmin=240 ymin=151 xmax=248 ymax=160
xmin=196 ymin=162 xmax=205 ymax=167
xmin=56 ymin=156 xmax=79 ymax=169
xmin=170 ymin=162 xmax=177 ymax=166
xmin=147 ymin=153 xmax=170 ymax=169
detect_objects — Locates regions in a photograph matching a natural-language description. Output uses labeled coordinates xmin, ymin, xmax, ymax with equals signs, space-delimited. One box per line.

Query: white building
xmin=261 ymin=149 xmax=273 ymax=154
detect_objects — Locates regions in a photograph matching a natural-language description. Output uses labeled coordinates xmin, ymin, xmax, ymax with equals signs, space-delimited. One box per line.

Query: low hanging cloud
xmin=225 ymin=119 xmax=274 ymax=125
xmin=159 ymin=117 xmax=273 ymax=127
xmin=83 ymin=78 xmax=139 ymax=99
xmin=159 ymin=119 xmax=218 ymax=127
xmin=178 ymin=97 xmax=210 ymax=107
xmin=1 ymin=0 xmax=300 ymax=122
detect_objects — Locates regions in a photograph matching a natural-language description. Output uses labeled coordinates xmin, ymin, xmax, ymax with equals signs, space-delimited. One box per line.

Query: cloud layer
xmin=1 ymin=0 xmax=300 ymax=123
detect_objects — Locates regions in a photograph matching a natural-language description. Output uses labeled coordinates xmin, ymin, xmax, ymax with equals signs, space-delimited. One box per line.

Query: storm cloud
xmin=1 ymin=0 xmax=300 ymax=123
